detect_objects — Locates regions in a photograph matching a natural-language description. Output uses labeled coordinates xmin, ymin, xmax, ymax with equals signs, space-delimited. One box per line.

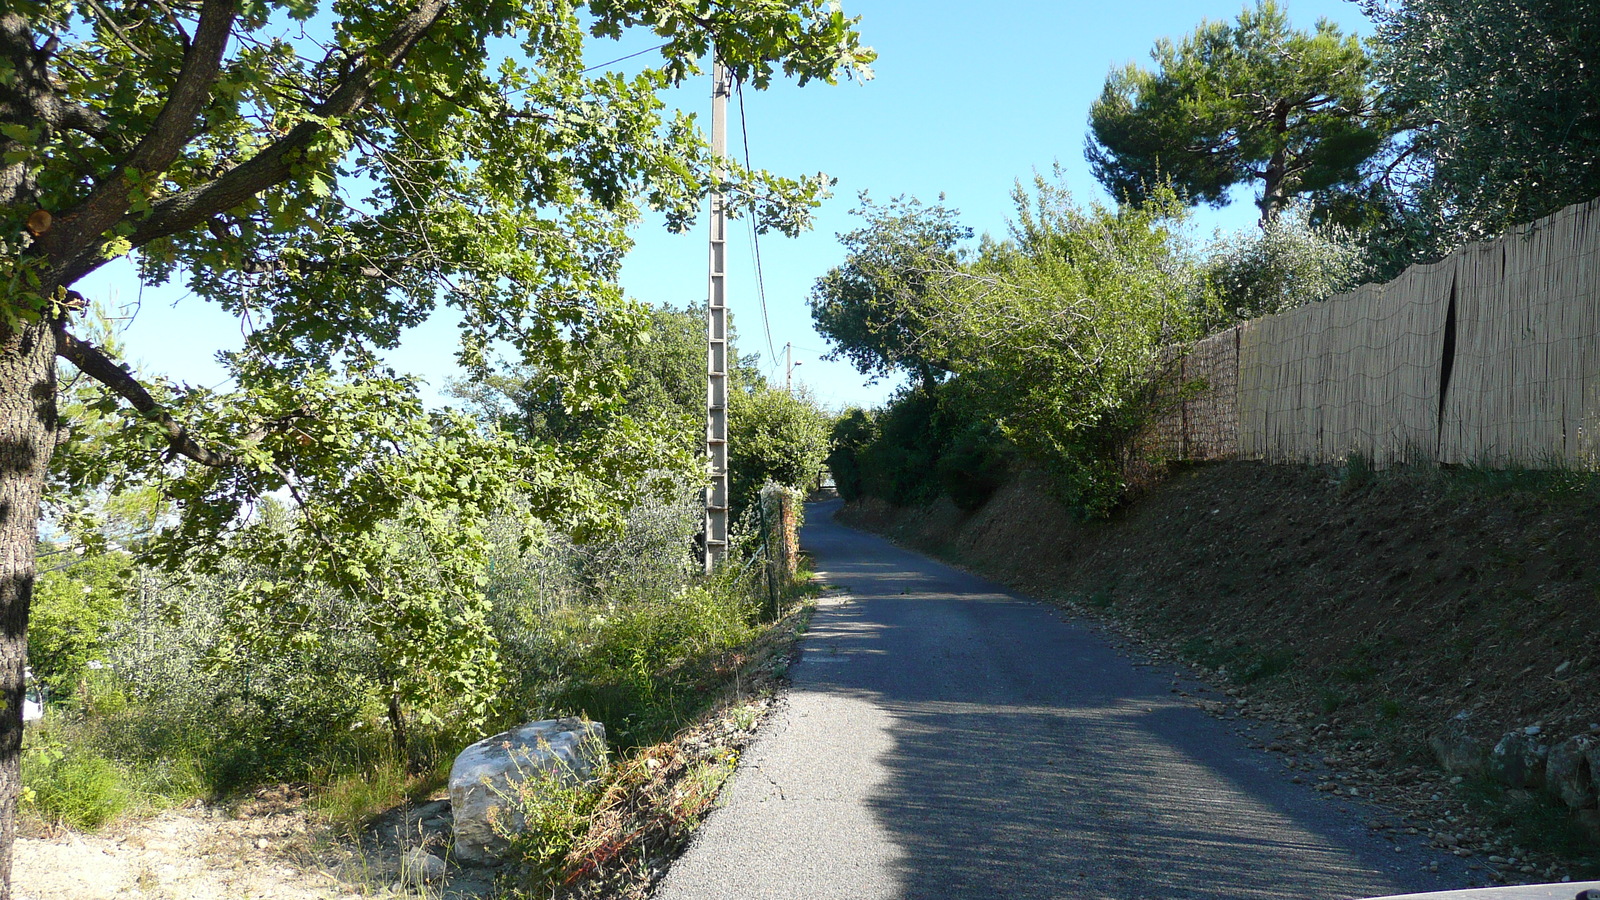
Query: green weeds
xmin=1457 ymin=776 xmax=1600 ymax=876
xmin=21 ymin=737 xmax=128 ymax=830
xmin=1179 ymin=637 xmax=1295 ymax=684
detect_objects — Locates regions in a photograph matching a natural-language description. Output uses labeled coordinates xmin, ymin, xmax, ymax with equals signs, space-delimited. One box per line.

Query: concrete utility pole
xmin=704 ymin=57 xmax=731 ymax=574
xmin=785 ymin=342 xmax=801 ymax=392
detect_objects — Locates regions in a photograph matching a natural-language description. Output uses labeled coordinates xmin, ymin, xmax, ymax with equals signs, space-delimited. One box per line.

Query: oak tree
xmin=0 ymin=0 xmax=872 ymax=892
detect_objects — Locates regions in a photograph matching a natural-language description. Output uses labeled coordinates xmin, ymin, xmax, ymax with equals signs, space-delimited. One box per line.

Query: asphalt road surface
xmin=654 ymin=500 xmax=1481 ymax=900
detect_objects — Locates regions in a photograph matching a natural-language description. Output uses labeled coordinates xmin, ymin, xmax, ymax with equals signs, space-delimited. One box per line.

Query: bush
xmin=1204 ymin=203 xmax=1369 ymax=328
xmin=23 ymin=739 xmax=129 ymax=830
xmin=826 ymin=408 xmax=876 ymax=501
xmin=728 ymin=383 xmax=831 ymax=518
xmin=937 ymin=422 xmax=1013 ymax=511
xmin=856 ymin=388 xmax=952 ymax=506
xmin=28 ymin=549 xmax=132 ymax=701
xmin=496 ymin=733 xmax=611 ymax=887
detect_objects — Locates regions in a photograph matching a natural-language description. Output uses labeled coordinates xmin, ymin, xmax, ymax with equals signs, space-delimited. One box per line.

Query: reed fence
xmin=1144 ymin=197 xmax=1600 ymax=469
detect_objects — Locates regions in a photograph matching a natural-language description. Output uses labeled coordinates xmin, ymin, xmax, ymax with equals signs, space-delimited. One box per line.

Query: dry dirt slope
xmin=838 ymin=460 xmax=1600 ymax=882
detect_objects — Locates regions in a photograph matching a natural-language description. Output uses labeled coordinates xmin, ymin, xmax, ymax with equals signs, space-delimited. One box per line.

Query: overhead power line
xmin=735 ymin=77 xmax=778 ymax=365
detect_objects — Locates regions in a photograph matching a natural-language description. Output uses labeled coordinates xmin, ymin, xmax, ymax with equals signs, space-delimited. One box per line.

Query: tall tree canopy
xmin=1086 ymin=0 xmax=1396 ymax=225
xmin=1362 ymin=0 xmax=1600 ymax=246
xmin=0 ymin=1 xmax=872 ymax=892
xmin=807 ymin=194 xmax=970 ymax=392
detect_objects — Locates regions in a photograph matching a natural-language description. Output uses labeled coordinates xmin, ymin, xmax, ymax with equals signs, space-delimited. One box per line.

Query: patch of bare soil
xmin=839 ymin=461 xmax=1600 ymax=884
xmin=16 ymin=785 xmax=495 ymax=900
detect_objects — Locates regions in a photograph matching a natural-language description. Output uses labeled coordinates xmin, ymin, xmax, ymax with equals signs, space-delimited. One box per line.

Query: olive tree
xmin=1361 ymin=0 xmax=1600 ymax=245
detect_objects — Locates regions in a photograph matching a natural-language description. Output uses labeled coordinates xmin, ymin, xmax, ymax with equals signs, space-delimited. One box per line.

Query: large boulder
xmin=1486 ymin=729 xmax=1549 ymax=790
xmin=1545 ymin=734 xmax=1600 ymax=810
xmin=449 ymin=718 xmax=607 ymax=865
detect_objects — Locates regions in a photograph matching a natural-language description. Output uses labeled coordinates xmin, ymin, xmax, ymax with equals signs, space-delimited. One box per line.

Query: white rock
xmin=448 ymin=718 xmax=607 ymax=865
xmin=402 ymin=847 xmax=446 ymax=884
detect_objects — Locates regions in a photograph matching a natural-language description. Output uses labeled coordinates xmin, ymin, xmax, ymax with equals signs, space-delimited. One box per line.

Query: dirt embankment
xmin=838 ymin=461 xmax=1600 ymax=880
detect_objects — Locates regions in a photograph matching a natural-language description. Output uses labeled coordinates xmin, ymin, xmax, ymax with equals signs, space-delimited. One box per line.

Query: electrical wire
xmin=581 ymin=43 xmax=670 ymax=75
xmin=735 ymin=77 xmax=778 ymax=365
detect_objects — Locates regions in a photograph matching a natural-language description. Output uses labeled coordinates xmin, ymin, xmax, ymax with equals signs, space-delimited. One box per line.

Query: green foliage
xmin=853 ymin=388 xmax=952 ymax=506
xmin=1362 ymin=0 xmax=1600 ymax=247
xmin=815 ymin=177 xmax=1203 ymax=517
xmin=1203 ymin=203 xmax=1370 ymax=327
xmin=451 ymin=302 xmax=751 ymax=463
xmin=934 ymin=177 xmax=1204 ymax=516
xmin=28 ymin=548 xmax=131 ymax=699
xmin=482 ymin=480 xmax=781 ymax=749
xmin=313 ymin=758 xmax=422 ymax=837
xmin=1087 ymin=0 xmax=1397 ymax=224
xmin=936 ymin=422 xmax=1013 ymax=511
xmin=539 ymin=579 xmax=762 ymax=748
xmin=498 ymin=756 xmax=608 ymax=888
xmin=32 ymin=472 xmax=789 ymax=817
xmin=22 ymin=738 xmax=129 ymax=830
xmin=808 ymin=195 xmax=971 ymax=390
xmin=2 ymin=8 xmax=875 ymax=868
xmin=826 ymin=408 xmax=876 ymax=501
xmin=728 ymin=383 xmax=831 ymax=517
xmin=453 ymin=301 xmax=827 ymax=524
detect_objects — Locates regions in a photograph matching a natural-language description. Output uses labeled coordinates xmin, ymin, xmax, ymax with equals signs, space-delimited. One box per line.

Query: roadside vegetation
xmin=819 ymin=0 xmax=1600 ymax=523
xmin=24 ymin=300 xmax=831 ymax=899
xmin=1 ymin=2 xmax=870 ymax=895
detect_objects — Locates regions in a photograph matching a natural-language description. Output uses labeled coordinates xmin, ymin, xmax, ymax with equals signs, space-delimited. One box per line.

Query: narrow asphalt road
xmin=654 ymin=500 xmax=1478 ymax=900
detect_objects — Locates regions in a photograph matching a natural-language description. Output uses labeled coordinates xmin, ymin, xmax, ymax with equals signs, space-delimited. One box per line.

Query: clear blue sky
xmin=82 ymin=0 xmax=1373 ymax=412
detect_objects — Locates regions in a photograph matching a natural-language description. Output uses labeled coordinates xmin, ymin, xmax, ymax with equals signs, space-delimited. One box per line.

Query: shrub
xmin=495 ymin=737 xmax=610 ymax=887
xmin=937 ymin=422 xmax=1013 ymax=511
xmin=23 ymin=739 xmax=129 ymax=830
xmin=1203 ymin=203 xmax=1369 ymax=327
xmin=826 ymin=408 xmax=876 ymax=501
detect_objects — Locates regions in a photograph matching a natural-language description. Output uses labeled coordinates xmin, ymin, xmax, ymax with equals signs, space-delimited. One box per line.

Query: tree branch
xmin=82 ymin=0 xmax=158 ymax=61
xmin=52 ymin=319 xmax=233 ymax=467
xmin=54 ymin=315 xmax=315 ymax=466
xmin=54 ymin=0 xmax=452 ymax=289
xmin=42 ymin=0 xmax=238 ymax=287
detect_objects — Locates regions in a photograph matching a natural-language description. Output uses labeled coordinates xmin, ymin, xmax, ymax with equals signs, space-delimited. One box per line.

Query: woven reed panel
xmin=1439 ymin=198 xmax=1600 ymax=467
xmin=1235 ymin=256 xmax=1452 ymax=465
xmin=1179 ymin=326 xmax=1241 ymax=459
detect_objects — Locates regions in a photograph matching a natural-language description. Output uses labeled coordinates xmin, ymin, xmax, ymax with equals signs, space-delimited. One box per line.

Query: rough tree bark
xmin=0 ymin=317 xmax=57 ymax=900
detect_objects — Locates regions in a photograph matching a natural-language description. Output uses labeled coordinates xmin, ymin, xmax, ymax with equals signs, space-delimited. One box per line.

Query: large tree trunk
xmin=1259 ymin=103 xmax=1292 ymax=227
xmin=0 ymin=314 xmax=56 ymax=900
xmin=1260 ymin=145 xmax=1289 ymax=226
